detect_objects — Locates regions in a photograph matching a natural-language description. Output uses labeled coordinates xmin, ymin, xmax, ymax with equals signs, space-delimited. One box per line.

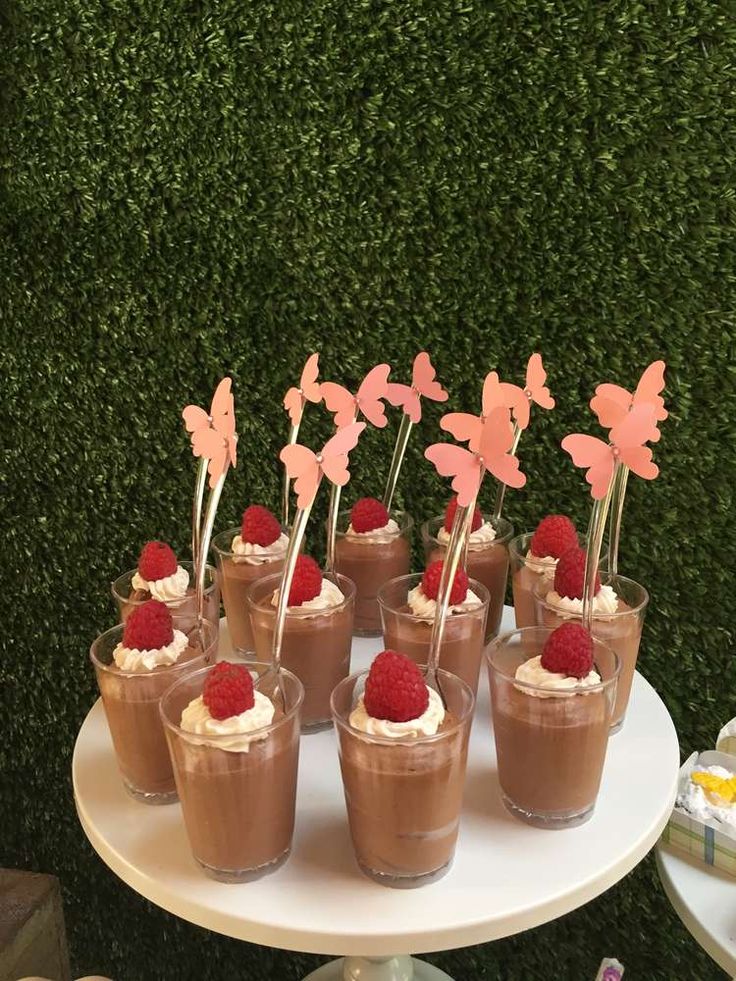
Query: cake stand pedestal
xmin=73 ymin=609 xmax=679 ymax=981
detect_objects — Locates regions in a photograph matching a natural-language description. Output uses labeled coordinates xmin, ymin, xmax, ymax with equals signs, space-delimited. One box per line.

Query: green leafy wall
xmin=2 ymin=0 xmax=734 ymax=977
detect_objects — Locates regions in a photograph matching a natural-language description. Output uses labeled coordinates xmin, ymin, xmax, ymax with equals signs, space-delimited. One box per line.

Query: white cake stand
xmin=73 ymin=609 xmax=679 ymax=981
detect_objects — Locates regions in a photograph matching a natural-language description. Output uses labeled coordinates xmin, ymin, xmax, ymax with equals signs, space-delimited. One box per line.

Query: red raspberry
xmin=350 ymin=497 xmax=390 ymax=533
xmin=203 ymin=661 xmax=255 ymax=720
xmin=530 ymin=515 xmax=577 ymax=559
xmin=241 ymin=504 xmax=281 ymax=547
xmin=123 ymin=600 xmax=174 ymax=651
xmin=287 ymin=555 xmax=323 ymax=606
xmin=541 ymin=623 xmax=594 ymax=678
xmin=363 ymin=649 xmax=429 ymax=722
xmin=554 ymin=547 xmax=601 ymax=600
xmin=138 ymin=541 xmax=178 ymax=581
xmin=443 ymin=496 xmax=482 ymax=534
xmin=421 ymin=560 xmax=469 ymax=605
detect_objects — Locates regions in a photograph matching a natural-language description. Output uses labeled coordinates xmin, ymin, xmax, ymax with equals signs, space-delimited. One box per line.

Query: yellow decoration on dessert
xmin=691 ymin=771 xmax=736 ymax=805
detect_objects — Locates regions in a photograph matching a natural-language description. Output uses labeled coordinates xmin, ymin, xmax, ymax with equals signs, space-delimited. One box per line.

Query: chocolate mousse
xmin=90 ymin=601 xmax=216 ymax=803
xmin=212 ymin=505 xmax=289 ymax=652
xmin=378 ymin=564 xmax=489 ymax=693
xmin=333 ymin=499 xmax=412 ymax=636
xmin=161 ymin=661 xmax=304 ymax=881
xmin=510 ymin=515 xmax=578 ymax=629
xmin=331 ymin=650 xmax=474 ymax=886
xmin=247 ymin=556 xmax=355 ymax=729
xmin=488 ymin=623 xmax=619 ymax=827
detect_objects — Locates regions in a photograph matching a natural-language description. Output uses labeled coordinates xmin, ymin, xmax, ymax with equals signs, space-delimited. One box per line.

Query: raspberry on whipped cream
xmin=181 ymin=663 xmax=275 ymax=753
xmin=113 ymin=600 xmax=189 ymax=672
xmin=408 ymin=560 xmax=483 ymax=619
xmin=545 ymin=546 xmax=619 ymax=617
xmin=231 ymin=505 xmax=289 ymax=565
xmin=132 ymin=540 xmax=190 ymax=603
xmin=270 ymin=555 xmax=345 ymax=611
xmin=515 ymin=624 xmax=602 ymax=698
xmin=346 ymin=497 xmax=400 ymax=542
xmin=349 ymin=650 xmax=445 ymax=737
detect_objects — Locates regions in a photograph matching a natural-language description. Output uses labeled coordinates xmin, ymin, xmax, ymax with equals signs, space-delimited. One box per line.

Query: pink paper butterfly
xmin=182 ymin=377 xmax=238 ymax=488
xmin=283 ymin=353 xmax=322 ymax=426
xmin=321 ymin=364 xmax=391 ymax=428
xmin=386 ymin=352 xmax=448 ymax=424
xmin=425 ymin=406 xmax=526 ymax=507
xmin=441 ymin=371 xmax=525 ymax=449
xmin=515 ymin=352 xmax=555 ymax=429
xmin=590 ymin=360 xmax=667 ymax=441
xmin=561 ymin=404 xmax=660 ymax=500
xmin=280 ymin=422 xmax=367 ymax=510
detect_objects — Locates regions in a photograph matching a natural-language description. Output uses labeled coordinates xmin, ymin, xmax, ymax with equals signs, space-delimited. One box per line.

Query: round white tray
xmin=73 ymin=608 xmax=679 ymax=961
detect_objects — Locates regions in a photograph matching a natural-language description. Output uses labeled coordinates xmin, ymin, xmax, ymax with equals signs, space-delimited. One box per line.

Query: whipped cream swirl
xmin=678 ymin=765 xmax=736 ymax=830
xmin=346 ymin=519 xmax=400 ymax=543
xmin=407 ymin=584 xmax=483 ymax=619
xmin=231 ymin=532 xmax=289 ymax=565
xmin=180 ymin=690 xmax=275 ymax=753
xmin=514 ymin=654 xmax=601 ymax=698
xmin=438 ymin=521 xmax=496 ymax=550
xmin=131 ymin=565 xmax=189 ymax=603
xmin=524 ymin=551 xmax=558 ymax=576
xmin=349 ymin=686 xmax=445 ymax=737
xmin=271 ymin=577 xmax=345 ymax=612
xmin=113 ymin=629 xmax=189 ymax=672
xmin=545 ymin=584 xmax=619 ymax=617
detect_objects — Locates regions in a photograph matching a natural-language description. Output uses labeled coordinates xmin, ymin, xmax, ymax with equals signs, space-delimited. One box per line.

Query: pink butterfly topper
xmin=182 ymin=377 xmax=238 ymax=489
xmin=441 ymin=371 xmax=524 ymax=448
xmin=590 ymin=360 xmax=667 ymax=441
xmin=426 ymin=406 xmax=526 ymax=507
xmin=283 ymin=353 xmax=322 ymax=426
xmin=386 ymin=352 xmax=448 ymax=424
xmin=517 ymin=352 xmax=555 ymax=429
xmin=561 ymin=404 xmax=660 ymax=500
xmin=280 ymin=422 xmax=367 ymax=510
xmin=321 ymin=364 xmax=391 ymax=428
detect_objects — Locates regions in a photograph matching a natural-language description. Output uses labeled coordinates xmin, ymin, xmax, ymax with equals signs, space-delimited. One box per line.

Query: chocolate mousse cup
xmin=331 ymin=668 xmax=474 ymax=888
xmin=378 ymin=574 xmax=489 ymax=694
xmin=90 ymin=618 xmax=218 ymax=804
xmin=488 ymin=627 xmax=619 ymax=828
xmin=533 ymin=575 xmax=648 ymax=734
xmin=421 ymin=515 xmax=513 ymax=641
xmin=212 ymin=527 xmax=288 ymax=654
xmin=333 ymin=509 xmax=413 ymax=637
xmin=111 ymin=560 xmax=220 ymax=632
xmin=161 ymin=662 xmax=303 ymax=882
xmin=247 ymin=573 xmax=355 ymax=731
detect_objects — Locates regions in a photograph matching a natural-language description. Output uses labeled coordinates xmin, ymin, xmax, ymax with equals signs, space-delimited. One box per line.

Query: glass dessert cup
xmin=377 ymin=573 xmax=489 ymax=695
xmin=111 ymin=560 xmax=220 ymax=633
xmin=212 ymin=527 xmax=288 ymax=654
xmin=533 ymin=574 xmax=648 ymax=734
xmin=160 ymin=661 xmax=303 ymax=882
xmin=421 ymin=514 xmax=513 ymax=641
xmin=90 ymin=617 xmax=218 ymax=804
xmin=247 ymin=573 xmax=355 ymax=731
xmin=331 ymin=668 xmax=474 ymax=888
xmin=333 ymin=509 xmax=413 ymax=637
xmin=487 ymin=627 xmax=619 ymax=829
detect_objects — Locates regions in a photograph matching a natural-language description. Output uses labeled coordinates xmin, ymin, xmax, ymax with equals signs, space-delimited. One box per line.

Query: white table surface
xmin=73 ymin=608 xmax=680 ymax=958
xmin=656 ymin=844 xmax=736 ymax=977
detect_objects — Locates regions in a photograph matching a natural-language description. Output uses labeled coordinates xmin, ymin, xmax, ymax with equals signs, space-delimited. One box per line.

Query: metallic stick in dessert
xmin=282 ymin=353 xmax=322 ymax=528
xmin=383 ymin=352 xmax=448 ymax=512
xmin=321 ymin=364 xmax=391 ymax=570
xmin=191 ymin=458 xmax=208 ymax=571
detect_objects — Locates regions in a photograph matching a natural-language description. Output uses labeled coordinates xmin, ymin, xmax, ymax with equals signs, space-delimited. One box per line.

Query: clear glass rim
xmin=334 ymin=508 xmax=413 ymax=537
xmin=159 ymin=660 xmax=305 ymax=740
xmin=90 ymin=618 xmax=218 ymax=678
xmin=422 ymin=513 xmax=514 ymax=545
xmin=211 ymin=525 xmax=289 ymax=559
xmin=376 ymin=573 xmax=490 ymax=621
xmin=111 ymin=560 xmax=216 ymax=601
xmin=508 ymin=532 xmax=534 ymax=560
xmin=330 ymin=666 xmax=475 ymax=745
xmin=534 ymin=573 xmax=649 ymax=618
xmin=246 ymin=571 xmax=357 ymax=617
xmin=487 ymin=626 xmax=621 ymax=694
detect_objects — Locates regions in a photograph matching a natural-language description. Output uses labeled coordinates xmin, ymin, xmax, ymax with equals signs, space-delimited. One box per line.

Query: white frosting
xmin=546 ymin=584 xmax=619 ymax=617
xmin=231 ymin=531 xmax=289 ymax=566
xmin=180 ymin=690 xmax=275 ymax=753
xmin=514 ymin=654 xmax=601 ymax=699
xmin=438 ymin=521 xmax=496 ymax=550
xmin=717 ymin=718 xmax=736 ymax=756
xmin=524 ymin=550 xmax=558 ymax=577
xmin=346 ymin=518 xmax=400 ymax=543
xmin=677 ymin=765 xmax=736 ymax=830
xmin=131 ymin=565 xmax=189 ymax=603
xmin=349 ymin=686 xmax=445 ymax=738
xmin=406 ymin=584 xmax=483 ymax=620
xmin=113 ymin=628 xmax=189 ymax=672
xmin=271 ymin=577 xmax=345 ymax=612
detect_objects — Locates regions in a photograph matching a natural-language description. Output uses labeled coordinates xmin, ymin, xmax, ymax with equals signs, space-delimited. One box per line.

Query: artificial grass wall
xmin=2 ymin=1 xmax=734 ymax=978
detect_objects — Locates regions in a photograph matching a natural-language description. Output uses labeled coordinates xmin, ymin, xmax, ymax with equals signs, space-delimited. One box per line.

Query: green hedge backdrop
xmin=2 ymin=0 xmax=735 ymax=977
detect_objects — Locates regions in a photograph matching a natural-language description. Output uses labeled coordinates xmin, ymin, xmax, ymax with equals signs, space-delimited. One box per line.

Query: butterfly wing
xmin=387 ymin=383 xmax=421 ymax=422
xmin=561 ymin=434 xmax=613 ymax=499
xmin=439 ymin=412 xmax=483 ymax=447
xmin=206 ymin=442 xmax=230 ymax=489
xmin=610 ymin=402 xmax=660 ymax=449
xmin=320 ymin=422 xmax=367 ymax=486
xmin=425 ymin=443 xmax=482 ymax=507
xmin=526 ymin=353 xmax=555 ymax=410
xmin=300 ymin=353 xmax=322 ymax=403
xmin=356 ymin=364 xmax=390 ymax=428
xmin=182 ymin=405 xmax=209 ymax=434
xmin=280 ymin=444 xmax=320 ymax=509
xmin=633 ymin=360 xmax=668 ymax=422
xmin=320 ymin=382 xmax=357 ymax=427
xmin=619 ymin=445 xmax=659 ymax=481
xmin=412 ymin=352 xmax=448 ymax=403
xmin=283 ymin=387 xmax=303 ymax=426
xmin=191 ymin=427 xmax=225 ymax=462
xmin=481 ymin=372 xmax=506 ymax=416
xmin=499 ymin=382 xmax=530 ymax=430
xmin=478 ymin=406 xmax=526 ymax=488
xmin=590 ymin=383 xmax=631 ymax=429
